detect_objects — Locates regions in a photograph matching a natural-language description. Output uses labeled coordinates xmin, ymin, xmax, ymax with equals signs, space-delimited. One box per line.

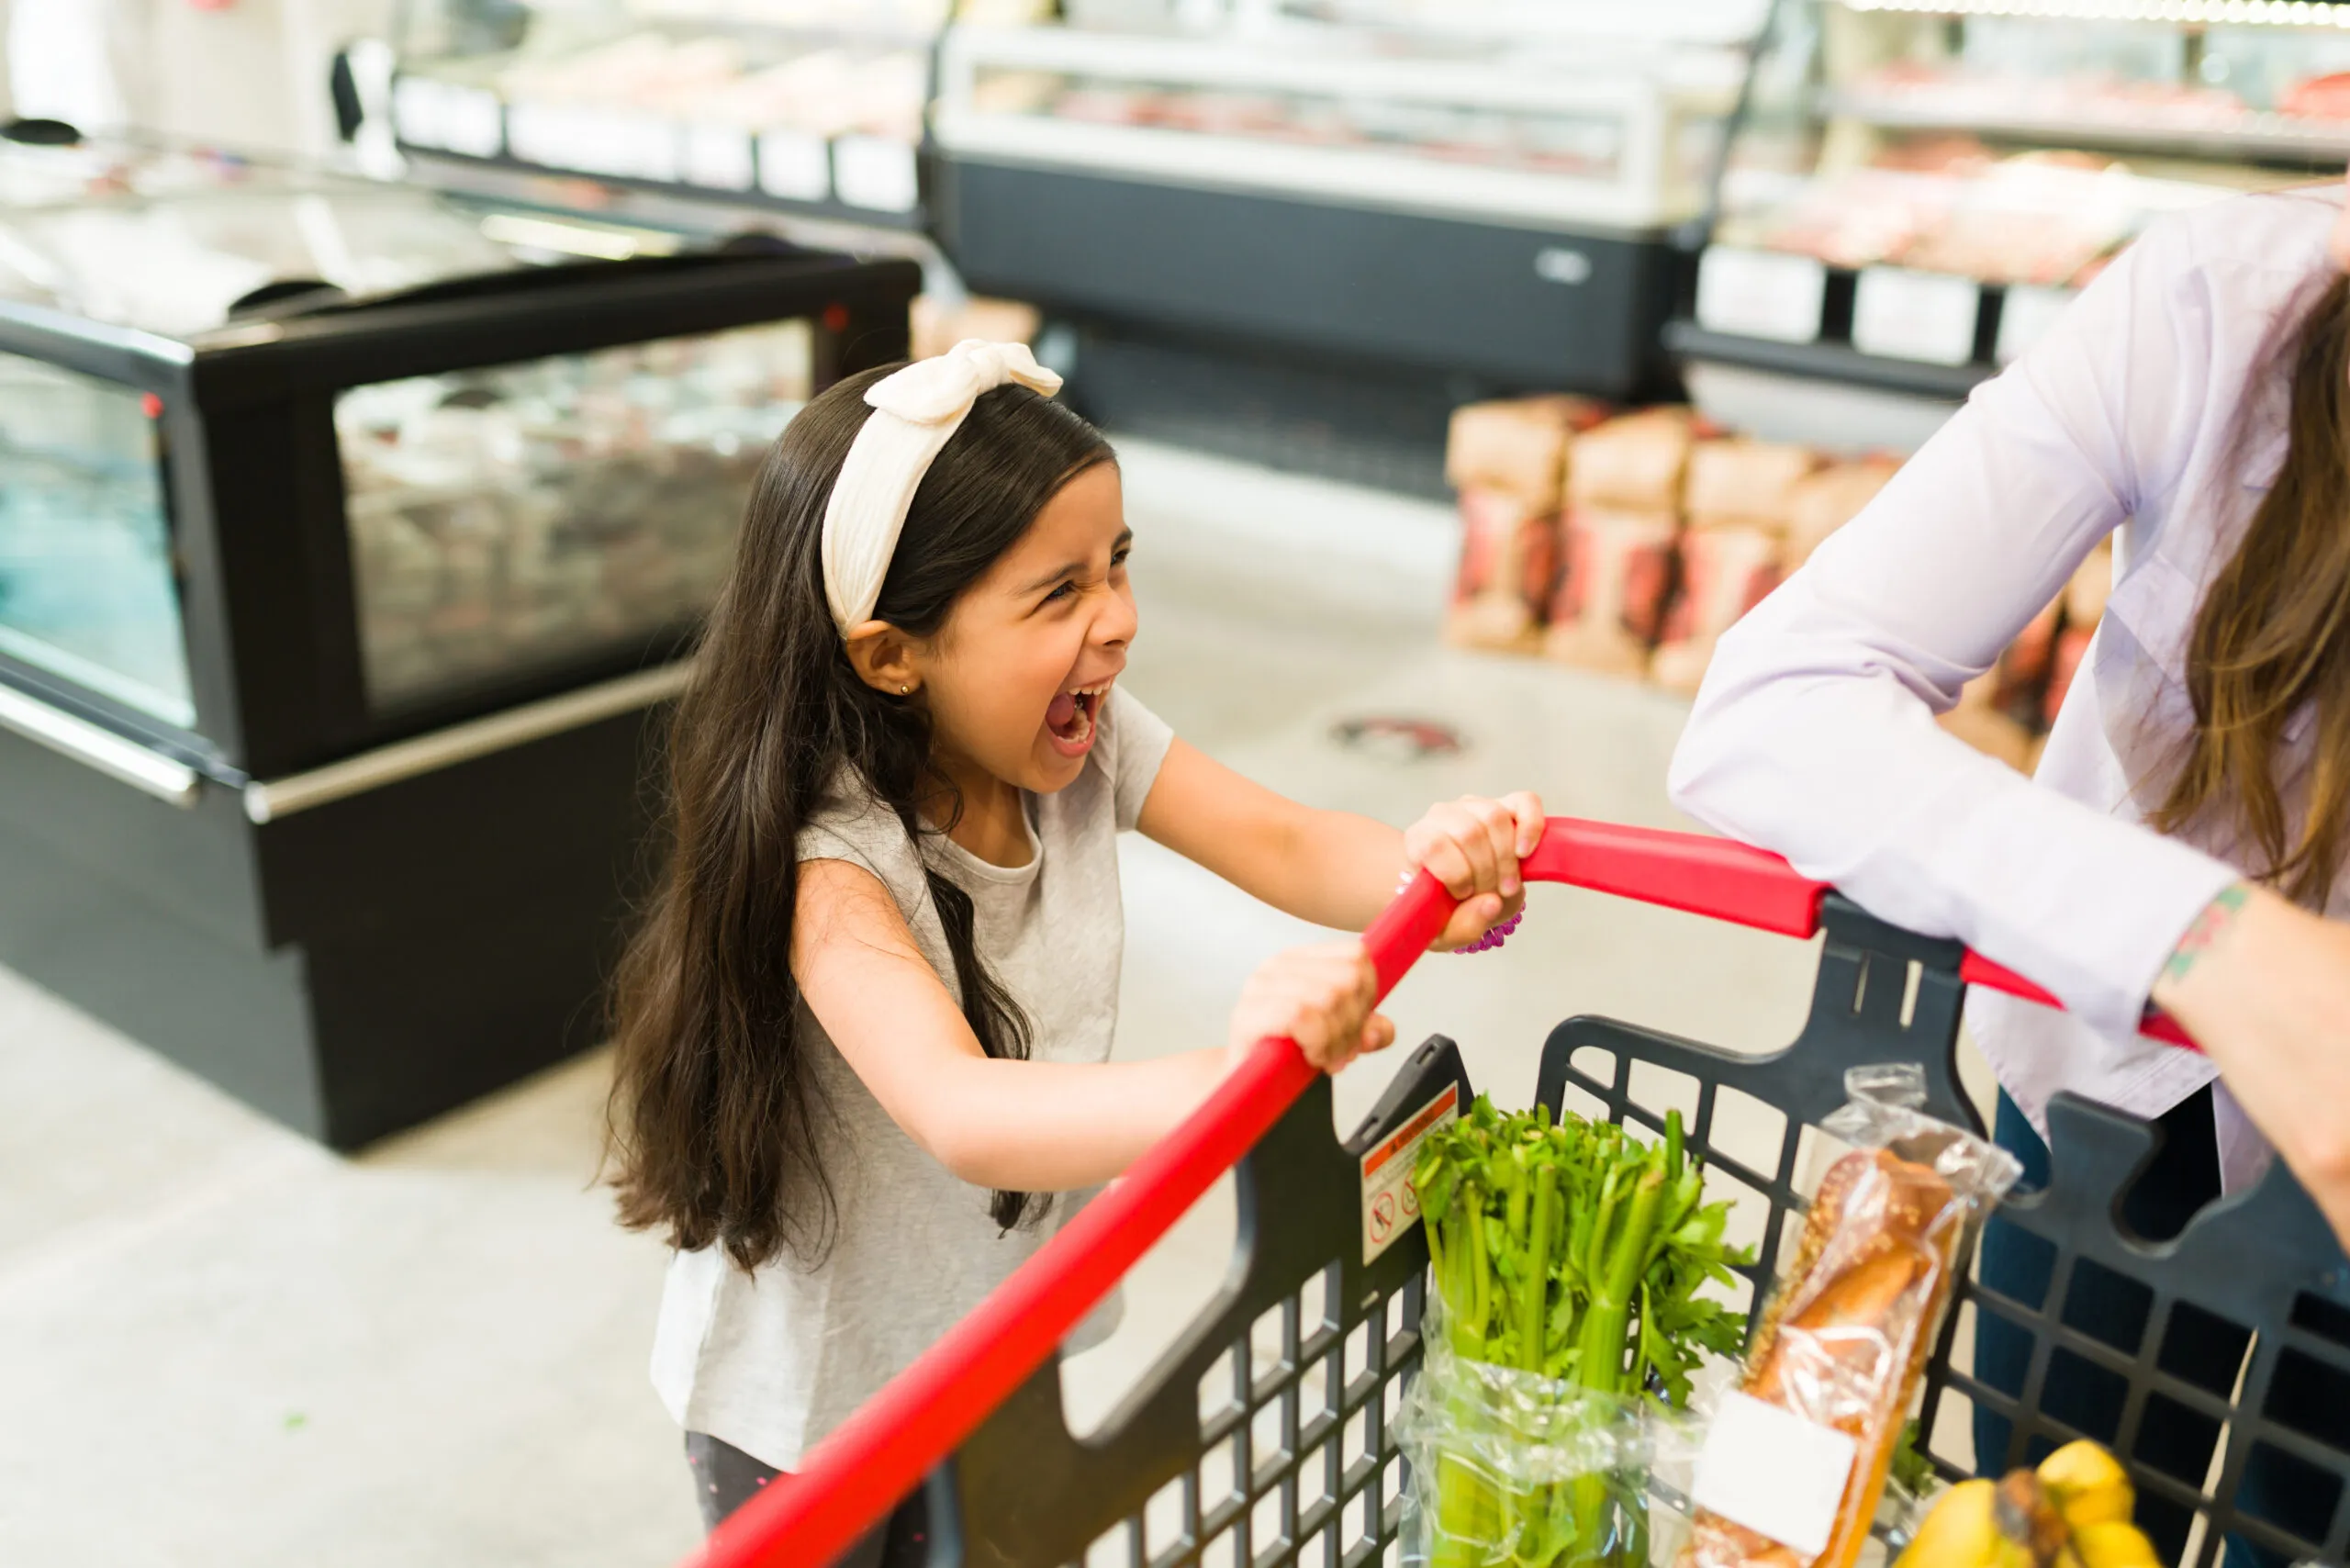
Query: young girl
xmin=605 ymin=341 xmax=1544 ymax=1555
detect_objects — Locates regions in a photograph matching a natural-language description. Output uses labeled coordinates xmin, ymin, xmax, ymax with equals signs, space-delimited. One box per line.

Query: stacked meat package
xmin=1441 ymin=395 xmax=2112 ymax=773
xmin=1441 ymin=398 xmax=1898 ymax=689
xmin=1443 ymin=395 xmax=1606 ymax=655
xmin=1652 ymin=438 xmax=1821 ymax=693
xmin=1548 ymin=409 xmax=1693 ymax=677
xmin=1937 ymin=539 xmax=2111 ymax=774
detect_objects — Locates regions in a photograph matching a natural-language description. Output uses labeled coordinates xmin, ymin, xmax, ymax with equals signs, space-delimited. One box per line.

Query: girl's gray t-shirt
xmin=650 ymin=687 xmax=1176 ymax=1471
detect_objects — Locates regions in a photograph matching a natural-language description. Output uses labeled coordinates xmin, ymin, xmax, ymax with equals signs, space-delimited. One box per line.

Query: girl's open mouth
xmin=1046 ymin=682 xmax=1110 ymax=756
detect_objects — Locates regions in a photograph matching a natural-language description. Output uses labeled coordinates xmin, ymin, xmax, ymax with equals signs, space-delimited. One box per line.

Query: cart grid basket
xmin=697 ymin=819 xmax=2350 ymax=1568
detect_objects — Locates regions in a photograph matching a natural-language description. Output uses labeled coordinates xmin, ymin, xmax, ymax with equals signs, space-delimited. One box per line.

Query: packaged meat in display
xmin=2040 ymin=540 xmax=2111 ymax=726
xmin=2044 ymin=624 xmax=2095 ymax=732
xmin=338 ymin=319 xmax=811 ymax=711
xmin=1544 ymin=507 xmax=1677 ymax=677
xmin=1783 ymin=460 xmax=1899 ymax=575
xmin=1445 ymin=395 xmax=1606 ymax=511
xmin=2065 ymin=539 xmax=2113 ymax=628
xmin=1651 ymin=525 xmax=1784 ymax=696
xmin=2282 ymin=73 xmax=2350 ymax=120
xmin=1567 ymin=408 xmax=1696 ymax=513
xmin=912 ymin=295 xmax=1040 ymax=360
xmin=1449 ymin=487 xmax=1561 ymax=655
xmin=1939 ymin=674 xmax=2035 ymax=773
xmin=1680 ymin=1065 xmax=2020 ymax=1568
xmin=1994 ymin=597 xmax=2064 ymax=720
xmin=1683 ymin=439 xmax=1820 ymax=531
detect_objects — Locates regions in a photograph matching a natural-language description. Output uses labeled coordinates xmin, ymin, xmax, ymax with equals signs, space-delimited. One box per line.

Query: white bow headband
xmin=820 ymin=339 xmax=1065 ymax=634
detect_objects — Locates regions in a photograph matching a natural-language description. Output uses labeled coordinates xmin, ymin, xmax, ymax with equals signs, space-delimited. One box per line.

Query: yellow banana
xmin=1895 ymin=1441 xmax=2159 ymax=1568
xmin=1897 ymin=1479 xmax=2004 ymax=1568
xmin=2069 ymin=1521 xmax=2164 ymax=1568
xmin=2038 ymin=1441 xmax=2136 ymax=1530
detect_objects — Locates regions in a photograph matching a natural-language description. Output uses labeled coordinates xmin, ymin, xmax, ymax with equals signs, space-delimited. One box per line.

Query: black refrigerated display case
xmin=0 ymin=136 xmax=917 ymax=1146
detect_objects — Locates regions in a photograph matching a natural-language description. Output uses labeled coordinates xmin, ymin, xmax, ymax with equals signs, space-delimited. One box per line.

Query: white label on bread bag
xmin=1852 ymin=266 xmax=1981 ymax=365
xmin=1695 ymin=247 xmax=1827 ymax=345
xmin=1690 ymin=1391 xmax=1857 ymax=1557
xmin=1360 ymin=1083 xmax=1457 ymax=1266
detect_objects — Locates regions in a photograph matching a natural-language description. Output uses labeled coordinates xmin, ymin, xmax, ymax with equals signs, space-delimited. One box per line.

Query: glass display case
xmin=388 ymin=0 xmax=960 ymax=223
xmin=1672 ymin=0 xmax=2350 ymax=421
xmin=0 ymin=354 xmax=191 ymax=727
xmin=337 ymin=318 xmax=808 ymax=712
xmin=931 ymin=7 xmax=1758 ymax=419
xmin=0 ymin=130 xmax=919 ymax=1151
xmin=0 ymin=133 xmax=910 ymax=779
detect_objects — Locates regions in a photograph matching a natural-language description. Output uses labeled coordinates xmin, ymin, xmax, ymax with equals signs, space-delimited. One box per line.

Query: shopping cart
xmin=695 ymin=819 xmax=2350 ymax=1568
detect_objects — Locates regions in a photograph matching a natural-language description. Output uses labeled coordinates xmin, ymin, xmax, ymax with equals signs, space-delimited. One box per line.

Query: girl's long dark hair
xmin=2152 ymin=260 xmax=2350 ymax=909
xmin=606 ymin=365 xmax=1114 ymax=1271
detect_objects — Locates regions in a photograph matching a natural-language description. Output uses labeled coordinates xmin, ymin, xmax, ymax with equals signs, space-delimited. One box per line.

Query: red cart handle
xmin=696 ymin=817 xmax=2196 ymax=1568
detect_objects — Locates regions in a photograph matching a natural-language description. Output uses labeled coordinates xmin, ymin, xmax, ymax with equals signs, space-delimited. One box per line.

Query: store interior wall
xmin=3 ymin=0 xmax=388 ymax=154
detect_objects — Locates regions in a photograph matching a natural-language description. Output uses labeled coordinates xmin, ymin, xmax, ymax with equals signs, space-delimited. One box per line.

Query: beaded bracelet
xmin=1398 ymin=871 xmax=1523 ymax=954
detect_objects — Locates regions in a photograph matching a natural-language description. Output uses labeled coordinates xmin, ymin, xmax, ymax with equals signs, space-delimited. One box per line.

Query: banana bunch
xmin=1897 ymin=1442 xmax=2162 ymax=1568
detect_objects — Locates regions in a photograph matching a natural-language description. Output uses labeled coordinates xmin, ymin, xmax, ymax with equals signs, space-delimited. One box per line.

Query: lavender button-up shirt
xmin=1670 ymin=186 xmax=2348 ymax=1193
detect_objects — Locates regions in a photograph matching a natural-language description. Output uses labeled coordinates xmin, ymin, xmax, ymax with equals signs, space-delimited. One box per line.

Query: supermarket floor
xmin=0 ymin=441 xmax=1961 ymax=1567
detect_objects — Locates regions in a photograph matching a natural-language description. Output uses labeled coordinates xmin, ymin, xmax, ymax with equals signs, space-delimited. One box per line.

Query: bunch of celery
xmin=1410 ymin=1098 xmax=1750 ymax=1568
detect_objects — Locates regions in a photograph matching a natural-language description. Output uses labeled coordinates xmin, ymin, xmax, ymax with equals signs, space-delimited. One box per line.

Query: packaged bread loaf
xmin=1653 ymin=524 xmax=1785 ymax=694
xmin=1682 ymin=1067 xmax=2020 ymax=1568
xmin=1783 ymin=459 xmax=1899 ymax=574
xmin=1544 ymin=507 xmax=1677 ymax=676
xmin=1449 ymin=487 xmax=1561 ymax=654
xmin=1446 ymin=395 xmax=1606 ymax=511
xmin=1567 ymin=408 xmax=1696 ymax=513
xmin=1684 ymin=439 xmax=1821 ymax=532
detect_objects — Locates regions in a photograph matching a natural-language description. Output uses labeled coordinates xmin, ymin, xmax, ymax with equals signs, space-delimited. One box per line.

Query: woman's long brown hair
xmin=2151 ymin=267 xmax=2350 ymax=908
xmin=605 ymin=366 xmax=1113 ymax=1272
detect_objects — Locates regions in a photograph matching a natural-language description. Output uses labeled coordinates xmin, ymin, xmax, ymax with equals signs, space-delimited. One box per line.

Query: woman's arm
xmin=2153 ymin=886 xmax=2350 ymax=1245
xmin=1668 ymin=216 xmax=2240 ymax=1042
xmin=793 ymin=858 xmax=1389 ymax=1193
xmin=1134 ymin=738 xmax=1543 ymax=947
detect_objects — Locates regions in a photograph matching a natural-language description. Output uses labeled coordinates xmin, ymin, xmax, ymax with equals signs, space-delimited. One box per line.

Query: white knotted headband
xmin=820 ymin=339 xmax=1065 ymax=634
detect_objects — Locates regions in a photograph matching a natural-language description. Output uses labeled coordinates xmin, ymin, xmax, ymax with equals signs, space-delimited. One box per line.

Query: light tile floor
xmin=0 ymin=441 xmax=1951 ymax=1565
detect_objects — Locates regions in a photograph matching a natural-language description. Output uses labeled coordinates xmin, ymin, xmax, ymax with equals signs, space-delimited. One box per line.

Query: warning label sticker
xmin=1359 ymin=1081 xmax=1460 ymax=1266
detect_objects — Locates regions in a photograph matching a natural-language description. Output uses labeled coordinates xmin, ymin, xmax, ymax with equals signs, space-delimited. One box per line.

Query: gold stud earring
xmin=900 ymin=685 xmax=911 ymax=695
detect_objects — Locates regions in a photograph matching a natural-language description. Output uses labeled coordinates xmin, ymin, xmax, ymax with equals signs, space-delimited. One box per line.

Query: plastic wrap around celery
xmin=1408 ymin=1099 xmax=1751 ymax=1568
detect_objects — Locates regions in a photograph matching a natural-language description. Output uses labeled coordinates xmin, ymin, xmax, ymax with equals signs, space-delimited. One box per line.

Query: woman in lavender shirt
xmin=1670 ymin=178 xmax=2350 ymax=1560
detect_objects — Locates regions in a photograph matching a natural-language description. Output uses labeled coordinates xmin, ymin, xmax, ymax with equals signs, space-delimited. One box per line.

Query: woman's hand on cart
xmin=1404 ymin=791 xmax=1547 ymax=951
xmin=1227 ymin=943 xmax=1396 ymax=1074
xmin=2153 ymin=884 xmax=2350 ymax=1249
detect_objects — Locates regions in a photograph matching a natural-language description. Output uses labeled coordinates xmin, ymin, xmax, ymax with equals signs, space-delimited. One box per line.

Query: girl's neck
xmin=924 ymin=753 xmax=1031 ymax=868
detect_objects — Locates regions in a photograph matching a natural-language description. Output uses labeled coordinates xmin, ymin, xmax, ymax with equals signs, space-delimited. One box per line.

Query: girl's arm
xmin=1667 ymin=213 xmax=2241 ymax=1045
xmin=794 ymin=857 xmax=1390 ymax=1194
xmin=1135 ymin=738 xmax=1542 ymax=948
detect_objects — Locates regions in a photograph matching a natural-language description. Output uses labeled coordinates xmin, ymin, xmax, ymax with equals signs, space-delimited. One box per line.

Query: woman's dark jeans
xmin=1974 ymin=1088 xmax=2334 ymax=1568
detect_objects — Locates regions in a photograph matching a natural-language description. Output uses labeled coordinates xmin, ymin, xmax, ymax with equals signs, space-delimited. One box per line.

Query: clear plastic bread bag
xmin=1674 ymin=1065 xmax=2022 ymax=1568
xmin=1398 ymin=1293 xmax=1700 ymax=1568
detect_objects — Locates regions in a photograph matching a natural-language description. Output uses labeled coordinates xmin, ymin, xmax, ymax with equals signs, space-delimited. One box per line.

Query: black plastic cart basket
xmin=695 ymin=818 xmax=2350 ymax=1568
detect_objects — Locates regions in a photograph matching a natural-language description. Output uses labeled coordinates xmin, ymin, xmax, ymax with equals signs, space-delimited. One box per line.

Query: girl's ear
xmin=842 ymin=620 xmax=924 ymax=697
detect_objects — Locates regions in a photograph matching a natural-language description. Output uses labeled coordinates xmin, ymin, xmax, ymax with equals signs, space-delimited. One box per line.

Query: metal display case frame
xmin=0 ymin=180 xmax=919 ymax=1147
